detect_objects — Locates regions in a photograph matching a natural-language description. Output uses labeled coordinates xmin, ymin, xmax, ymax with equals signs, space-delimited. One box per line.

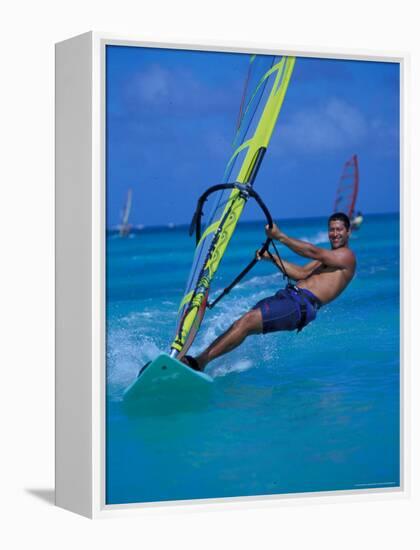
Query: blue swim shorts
xmin=253 ymin=286 xmax=322 ymax=334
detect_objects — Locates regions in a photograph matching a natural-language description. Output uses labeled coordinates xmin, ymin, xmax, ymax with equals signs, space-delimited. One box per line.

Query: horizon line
xmin=106 ymin=210 xmax=399 ymax=231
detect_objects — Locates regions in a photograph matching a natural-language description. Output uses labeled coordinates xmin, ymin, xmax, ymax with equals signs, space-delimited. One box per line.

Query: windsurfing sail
xmin=170 ymin=55 xmax=296 ymax=357
xmin=119 ymin=188 xmax=132 ymax=237
xmin=333 ymin=155 xmax=359 ymax=220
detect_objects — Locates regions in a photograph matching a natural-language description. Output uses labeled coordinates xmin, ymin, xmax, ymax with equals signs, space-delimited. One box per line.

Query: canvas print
xmin=105 ymin=45 xmax=400 ymax=505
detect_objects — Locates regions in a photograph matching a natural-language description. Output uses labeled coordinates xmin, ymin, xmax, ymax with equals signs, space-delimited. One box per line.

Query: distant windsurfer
xmin=182 ymin=212 xmax=356 ymax=372
xmin=351 ymin=210 xmax=363 ymax=231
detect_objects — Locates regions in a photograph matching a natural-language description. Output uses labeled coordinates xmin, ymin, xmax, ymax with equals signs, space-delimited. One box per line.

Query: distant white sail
xmin=119 ymin=188 xmax=133 ymax=237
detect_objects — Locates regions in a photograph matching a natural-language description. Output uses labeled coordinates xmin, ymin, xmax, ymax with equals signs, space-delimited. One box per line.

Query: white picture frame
xmin=55 ymin=31 xmax=409 ymax=519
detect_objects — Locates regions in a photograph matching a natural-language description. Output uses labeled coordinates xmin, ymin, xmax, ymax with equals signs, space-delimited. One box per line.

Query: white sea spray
xmin=211 ymin=359 xmax=253 ymax=378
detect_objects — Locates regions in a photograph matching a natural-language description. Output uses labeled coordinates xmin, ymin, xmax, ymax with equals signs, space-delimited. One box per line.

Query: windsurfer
xmin=351 ymin=210 xmax=363 ymax=231
xmin=183 ymin=212 xmax=356 ymax=372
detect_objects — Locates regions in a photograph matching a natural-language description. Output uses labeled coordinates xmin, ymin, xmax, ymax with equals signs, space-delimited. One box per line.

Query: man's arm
xmin=281 ymin=258 xmax=322 ymax=280
xmin=258 ymin=251 xmax=321 ymax=280
xmin=266 ymin=224 xmax=354 ymax=270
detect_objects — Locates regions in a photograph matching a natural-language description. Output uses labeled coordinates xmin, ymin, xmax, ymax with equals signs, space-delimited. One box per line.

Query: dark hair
xmin=328 ymin=212 xmax=350 ymax=230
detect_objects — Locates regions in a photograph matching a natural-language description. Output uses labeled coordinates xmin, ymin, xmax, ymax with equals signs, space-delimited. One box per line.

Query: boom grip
xmin=206 ymin=185 xmax=275 ymax=309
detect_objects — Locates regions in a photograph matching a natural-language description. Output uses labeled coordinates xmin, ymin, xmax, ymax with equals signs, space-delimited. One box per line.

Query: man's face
xmin=328 ymin=220 xmax=350 ymax=249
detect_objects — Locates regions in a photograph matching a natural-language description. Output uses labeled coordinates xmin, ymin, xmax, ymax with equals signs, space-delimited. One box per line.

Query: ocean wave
xmin=107 ymin=328 xmax=163 ymax=401
xmin=298 ymin=230 xmax=329 ymax=244
xmin=121 ymin=308 xmax=177 ymax=325
xmin=211 ymin=359 xmax=253 ymax=378
xmin=235 ymin=272 xmax=283 ymax=290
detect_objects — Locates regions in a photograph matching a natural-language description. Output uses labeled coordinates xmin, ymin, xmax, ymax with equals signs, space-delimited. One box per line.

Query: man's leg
xmin=194 ymin=308 xmax=263 ymax=371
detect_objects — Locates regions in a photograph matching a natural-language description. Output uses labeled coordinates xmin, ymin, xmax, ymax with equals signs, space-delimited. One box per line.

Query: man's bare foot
xmin=181 ymin=355 xmax=202 ymax=372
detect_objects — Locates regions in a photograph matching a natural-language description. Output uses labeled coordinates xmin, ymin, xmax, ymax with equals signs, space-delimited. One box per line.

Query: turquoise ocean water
xmin=106 ymin=213 xmax=400 ymax=504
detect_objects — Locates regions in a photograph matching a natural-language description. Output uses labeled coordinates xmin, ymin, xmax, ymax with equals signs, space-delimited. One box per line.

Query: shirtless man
xmin=183 ymin=212 xmax=356 ymax=372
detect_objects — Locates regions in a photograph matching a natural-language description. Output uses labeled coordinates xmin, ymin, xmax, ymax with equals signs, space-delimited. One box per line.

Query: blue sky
xmin=106 ymin=46 xmax=399 ymax=228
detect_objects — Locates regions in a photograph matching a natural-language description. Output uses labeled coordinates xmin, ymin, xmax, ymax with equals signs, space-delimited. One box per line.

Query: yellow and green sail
xmin=171 ymin=55 xmax=296 ymax=356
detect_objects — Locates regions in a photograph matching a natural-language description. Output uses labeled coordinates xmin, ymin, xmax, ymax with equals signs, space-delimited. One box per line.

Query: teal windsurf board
xmin=123 ymin=353 xmax=213 ymax=405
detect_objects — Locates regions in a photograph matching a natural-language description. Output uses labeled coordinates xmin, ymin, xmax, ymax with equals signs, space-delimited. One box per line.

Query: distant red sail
xmin=333 ymin=154 xmax=359 ymax=220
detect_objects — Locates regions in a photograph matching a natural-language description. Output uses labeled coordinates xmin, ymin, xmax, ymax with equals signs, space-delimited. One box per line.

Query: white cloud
xmin=126 ymin=64 xmax=236 ymax=115
xmin=132 ymin=64 xmax=171 ymax=104
xmin=281 ymin=98 xmax=368 ymax=152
